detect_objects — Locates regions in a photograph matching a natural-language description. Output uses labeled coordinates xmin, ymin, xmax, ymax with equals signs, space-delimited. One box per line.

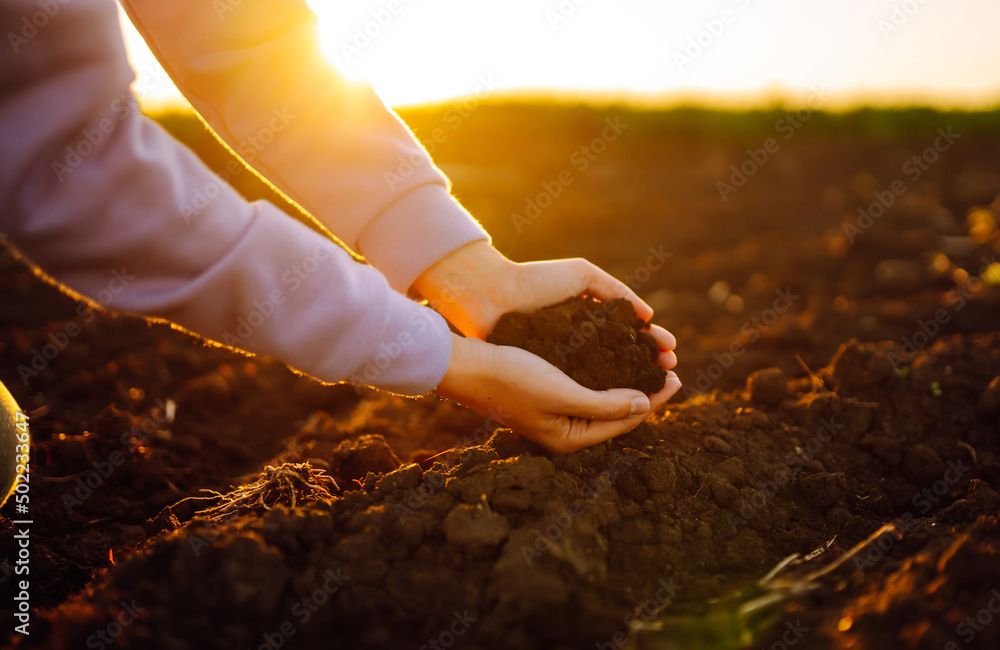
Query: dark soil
xmin=1 ymin=105 xmax=999 ymax=650
xmin=9 ymin=335 xmax=1000 ymax=650
xmin=487 ymin=296 xmax=667 ymax=394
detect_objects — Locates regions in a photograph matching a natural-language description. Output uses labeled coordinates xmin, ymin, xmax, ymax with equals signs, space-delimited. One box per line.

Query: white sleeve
xmin=0 ymin=0 xmax=454 ymax=396
xmin=119 ymin=0 xmax=490 ymax=292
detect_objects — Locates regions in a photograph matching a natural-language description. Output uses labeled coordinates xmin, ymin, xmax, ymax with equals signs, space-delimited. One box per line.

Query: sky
xmin=120 ymin=0 xmax=1000 ymax=109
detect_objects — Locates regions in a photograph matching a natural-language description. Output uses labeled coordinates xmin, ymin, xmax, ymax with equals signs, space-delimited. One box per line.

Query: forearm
xmin=0 ymin=0 xmax=453 ymax=396
xmin=120 ymin=0 xmax=489 ymax=291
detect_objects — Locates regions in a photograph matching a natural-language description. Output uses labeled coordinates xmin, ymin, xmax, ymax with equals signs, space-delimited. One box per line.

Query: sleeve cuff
xmin=357 ymin=184 xmax=490 ymax=293
xmin=345 ymin=289 xmax=454 ymax=396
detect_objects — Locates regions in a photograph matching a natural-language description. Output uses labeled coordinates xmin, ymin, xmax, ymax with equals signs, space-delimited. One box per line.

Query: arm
xmin=0 ymin=0 xmax=451 ymax=396
xmin=110 ymin=0 xmax=684 ymax=450
xmin=118 ymin=0 xmax=490 ymax=293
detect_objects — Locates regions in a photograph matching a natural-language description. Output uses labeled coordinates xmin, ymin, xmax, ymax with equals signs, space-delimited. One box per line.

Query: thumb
xmin=568 ymin=388 xmax=650 ymax=421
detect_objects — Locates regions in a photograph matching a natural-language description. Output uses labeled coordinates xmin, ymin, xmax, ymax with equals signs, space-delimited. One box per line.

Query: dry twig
xmin=193 ymin=462 xmax=339 ymax=520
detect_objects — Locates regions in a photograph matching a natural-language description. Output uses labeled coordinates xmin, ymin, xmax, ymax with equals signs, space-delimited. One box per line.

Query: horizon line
xmin=140 ymin=88 xmax=1000 ymax=114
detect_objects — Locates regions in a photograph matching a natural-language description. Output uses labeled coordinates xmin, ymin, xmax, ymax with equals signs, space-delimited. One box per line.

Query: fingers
xmin=648 ymin=325 xmax=676 ymax=350
xmin=659 ymin=350 xmax=677 ymax=370
xmin=658 ymin=370 xmax=682 ymax=398
xmin=648 ymin=370 xmax=682 ymax=410
xmin=554 ymin=413 xmax=651 ymax=453
xmin=649 ymin=325 xmax=677 ymax=369
xmin=575 ymin=259 xmax=654 ymax=322
xmin=540 ymin=371 xmax=684 ymax=453
xmin=546 ymin=383 xmax=651 ymax=422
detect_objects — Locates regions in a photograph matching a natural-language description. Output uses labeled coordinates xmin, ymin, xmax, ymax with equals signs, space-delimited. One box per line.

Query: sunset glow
xmin=122 ymin=0 xmax=1000 ymax=109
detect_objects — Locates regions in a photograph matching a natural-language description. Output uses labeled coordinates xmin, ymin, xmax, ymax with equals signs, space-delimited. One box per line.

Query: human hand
xmin=416 ymin=240 xmax=651 ymax=320
xmin=413 ymin=240 xmax=678 ymax=367
xmin=434 ymin=334 xmax=681 ymax=453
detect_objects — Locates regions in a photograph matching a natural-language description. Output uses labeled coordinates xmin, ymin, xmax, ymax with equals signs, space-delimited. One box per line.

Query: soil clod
xmin=487 ymin=296 xmax=667 ymax=394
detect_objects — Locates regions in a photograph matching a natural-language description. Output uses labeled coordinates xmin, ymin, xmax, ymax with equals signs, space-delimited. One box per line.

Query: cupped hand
xmin=435 ymin=334 xmax=682 ymax=454
xmin=412 ymin=240 xmax=654 ymax=339
xmin=417 ymin=240 xmax=681 ymax=452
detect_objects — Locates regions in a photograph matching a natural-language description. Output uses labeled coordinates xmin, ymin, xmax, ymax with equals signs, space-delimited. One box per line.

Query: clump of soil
xmin=487 ymin=296 xmax=667 ymax=394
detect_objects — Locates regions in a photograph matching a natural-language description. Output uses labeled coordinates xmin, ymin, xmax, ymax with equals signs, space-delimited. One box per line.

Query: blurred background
xmin=126 ymin=0 xmax=1000 ymax=109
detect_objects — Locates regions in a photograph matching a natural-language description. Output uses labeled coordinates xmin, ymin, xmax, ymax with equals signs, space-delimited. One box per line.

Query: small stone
xmin=456 ymin=446 xmax=499 ymax=477
xmin=829 ymin=340 xmax=895 ymax=392
xmin=442 ymin=504 xmax=509 ymax=547
xmin=375 ymin=463 xmax=422 ymax=492
xmin=902 ymin=445 xmax=946 ymax=485
xmin=747 ymin=368 xmax=789 ymax=406
xmin=484 ymin=429 xmax=547 ymax=459
xmin=710 ymin=479 xmax=739 ymax=508
xmin=637 ymin=457 xmax=677 ymax=492
xmin=715 ymin=457 xmax=747 ymax=487
xmin=702 ymin=435 xmax=733 ymax=455
xmin=492 ymin=487 xmax=533 ymax=512
xmin=978 ymin=376 xmax=1000 ymax=419
xmin=332 ymin=434 xmax=400 ymax=483
xmin=797 ymin=472 xmax=848 ymax=510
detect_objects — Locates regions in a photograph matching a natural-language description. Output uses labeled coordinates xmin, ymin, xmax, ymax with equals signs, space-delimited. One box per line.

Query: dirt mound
xmin=487 ymin=296 xmax=666 ymax=394
xmin=3 ymin=108 xmax=1000 ymax=650
xmin=19 ymin=333 xmax=999 ymax=650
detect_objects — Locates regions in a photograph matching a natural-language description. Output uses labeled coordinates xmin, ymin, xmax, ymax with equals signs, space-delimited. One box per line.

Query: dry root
xmin=194 ymin=462 xmax=339 ymax=520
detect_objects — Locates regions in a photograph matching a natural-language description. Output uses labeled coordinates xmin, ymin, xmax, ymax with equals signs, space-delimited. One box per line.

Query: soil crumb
xmin=487 ymin=296 xmax=666 ymax=394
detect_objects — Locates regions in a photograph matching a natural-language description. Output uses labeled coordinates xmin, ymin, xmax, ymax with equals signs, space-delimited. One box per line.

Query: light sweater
xmin=0 ymin=0 xmax=490 ymax=395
